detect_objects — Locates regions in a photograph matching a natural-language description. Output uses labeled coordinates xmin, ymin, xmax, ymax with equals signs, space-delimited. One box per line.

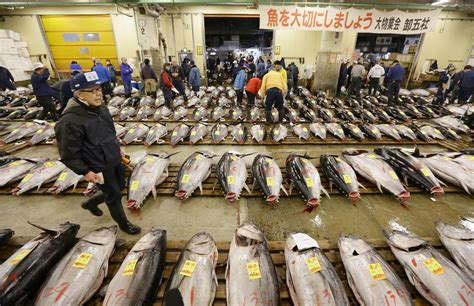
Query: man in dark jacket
xmin=160 ymin=63 xmax=174 ymax=107
xmin=31 ymin=62 xmax=58 ymax=121
xmin=55 ymin=71 xmax=140 ymax=235
xmin=459 ymin=66 xmax=474 ymax=103
xmin=435 ymin=66 xmax=456 ymax=105
xmin=0 ymin=66 xmax=16 ymax=91
xmin=337 ymin=60 xmax=348 ymax=95
xmin=140 ymin=58 xmax=158 ymax=97
xmin=386 ymin=60 xmax=405 ymax=105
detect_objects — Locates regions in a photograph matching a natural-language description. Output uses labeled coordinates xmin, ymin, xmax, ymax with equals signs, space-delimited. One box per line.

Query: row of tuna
xmin=0 ymin=148 xmax=471 ymax=211
xmin=0 ymin=220 xmax=472 ymax=305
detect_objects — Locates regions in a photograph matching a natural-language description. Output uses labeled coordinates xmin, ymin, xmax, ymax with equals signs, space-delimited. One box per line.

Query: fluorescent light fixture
xmin=432 ymin=0 xmax=451 ymax=5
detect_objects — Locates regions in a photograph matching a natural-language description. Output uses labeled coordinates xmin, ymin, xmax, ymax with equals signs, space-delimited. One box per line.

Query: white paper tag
xmin=292 ymin=233 xmax=319 ymax=250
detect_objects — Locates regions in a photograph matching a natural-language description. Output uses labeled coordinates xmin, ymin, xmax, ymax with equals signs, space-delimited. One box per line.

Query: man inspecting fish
xmin=55 ymin=71 xmax=141 ymax=235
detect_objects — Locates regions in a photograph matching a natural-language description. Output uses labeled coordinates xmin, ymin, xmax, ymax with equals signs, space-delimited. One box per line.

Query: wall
xmin=0 ymin=6 xmax=139 ymax=77
xmin=415 ymin=11 xmax=474 ymax=75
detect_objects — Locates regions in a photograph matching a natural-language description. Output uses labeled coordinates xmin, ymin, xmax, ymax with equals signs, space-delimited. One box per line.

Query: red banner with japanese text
xmin=259 ymin=6 xmax=441 ymax=34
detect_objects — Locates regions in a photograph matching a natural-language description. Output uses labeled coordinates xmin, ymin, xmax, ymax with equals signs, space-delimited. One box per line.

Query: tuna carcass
xmin=35 ymin=226 xmax=117 ymax=306
xmin=252 ymin=154 xmax=287 ymax=205
xmin=343 ymin=149 xmax=410 ymax=204
xmin=0 ymin=158 xmax=38 ymax=187
xmin=47 ymin=167 xmax=84 ymax=195
xmin=216 ymin=151 xmax=252 ymax=202
xmin=270 ymin=124 xmax=288 ymax=142
xmin=122 ymin=123 xmax=150 ymax=145
xmin=175 ymin=151 xmax=214 ymax=200
xmin=285 ymin=233 xmax=349 ymax=305
xmin=164 ymin=232 xmax=217 ymax=306
xmin=0 ymin=222 xmax=80 ymax=305
xmin=170 ymin=123 xmax=190 ymax=146
xmin=384 ymin=230 xmax=474 ymax=305
xmin=286 ymin=154 xmax=329 ymax=211
xmin=104 ymin=229 xmax=167 ymax=305
xmin=127 ymin=152 xmax=174 ymax=209
xmin=12 ymin=160 xmax=67 ymax=196
xmin=339 ymin=234 xmax=413 ymax=305
xmin=226 ymin=223 xmax=280 ymax=306
xmin=250 ymin=124 xmax=266 ymax=143
xmin=210 ymin=123 xmax=228 ymax=143
xmin=189 ymin=123 xmax=208 ymax=145
xmin=144 ymin=123 xmax=168 ymax=146
xmin=320 ymin=155 xmax=360 ymax=204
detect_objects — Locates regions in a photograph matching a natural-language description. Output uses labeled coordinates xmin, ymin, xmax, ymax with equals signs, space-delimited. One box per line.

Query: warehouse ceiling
xmin=0 ymin=0 xmax=473 ymax=10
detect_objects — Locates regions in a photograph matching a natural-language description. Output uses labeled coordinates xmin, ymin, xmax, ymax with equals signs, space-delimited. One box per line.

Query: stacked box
xmin=0 ymin=29 xmax=33 ymax=81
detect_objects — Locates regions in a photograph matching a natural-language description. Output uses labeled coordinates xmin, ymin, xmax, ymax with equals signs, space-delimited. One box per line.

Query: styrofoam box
xmin=0 ymin=57 xmax=5 ymax=67
xmin=3 ymin=55 xmax=21 ymax=69
xmin=0 ymin=38 xmax=15 ymax=50
xmin=9 ymin=47 xmax=18 ymax=55
xmin=6 ymin=30 xmax=20 ymax=42
xmin=20 ymin=57 xmax=33 ymax=70
xmin=0 ymin=45 xmax=9 ymax=55
xmin=14 ymin=41 xmax=28 ymax=48
xmin=19 ymin=48 xmax=29 ymax=57
xmin=0 ymin=30 xmax=7 ymax=38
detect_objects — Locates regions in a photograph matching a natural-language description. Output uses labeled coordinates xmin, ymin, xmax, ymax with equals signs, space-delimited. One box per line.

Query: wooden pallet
xmin=0 ymin=164 xmax=463 ymax=198
xmin=0 ymin=238 xmax=445 ymax=305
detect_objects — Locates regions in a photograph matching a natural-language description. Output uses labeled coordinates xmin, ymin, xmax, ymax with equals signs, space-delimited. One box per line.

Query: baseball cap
xmin=32 ymin=62 xmax=45 ymax=70
xmin=70 ymin=71 xmax=102 ymax=91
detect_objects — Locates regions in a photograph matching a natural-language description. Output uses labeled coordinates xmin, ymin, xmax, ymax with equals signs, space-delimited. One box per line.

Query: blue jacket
xmin=69 ymin=63 xmax=82 ymax=73
xmin=106 ymin=64 xmax=116 ymax=79
xmin=120 ymin=63 xmax=133 ymax=82
xmin=386 ymin=64 xmax=405 ymax=82
xmin=92 ymin=64 xmax=111 ymax=83
xmin=461 ymin=69 xmax=474 ymax=88
xmin=31 ymin=69 xmax=54 ymax=96
xmin=188 ymin=66 xmax=201 ymax=87
xmin=233 ymin=70 xmax=246 ymax=90
xmin=257 ymin=62 xmax=266 ymax=77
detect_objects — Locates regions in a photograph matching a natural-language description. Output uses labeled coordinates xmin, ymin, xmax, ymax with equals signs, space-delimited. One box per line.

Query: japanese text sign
xmin=259 ymin=6 xmax=440 ymax=34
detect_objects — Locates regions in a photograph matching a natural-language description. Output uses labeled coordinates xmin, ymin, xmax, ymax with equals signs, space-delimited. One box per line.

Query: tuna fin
xmin=329 ymin=181 xmax=333 ymax=192
xmin=251 ymin=179 xmax=256 ymax=191
xmin=358 ymin=182 xmax=368 ymax=191
xmin=212 ymin=180 xmax=217 ymax=191
xmin=289 ymin=182 xmax=293 ymax=195
xmin=199 ymin=183 xmax=203 ymax=195
xmin=36 ymin=184 xmax=42 ymax=191
xmin=152 ymin=186 xmax=157 ymax=199
xmin=96 ymin=284 xmax=108 ymax=298
xmin=243 ymin=183 xmax=251 ymax=194
xmin=438 ymin=179 xmax=448 ymax=187
xmin=281 ymin=185 xmax=289 ymax=196
xmin=460 ymin=181 xmax=471 ymax=195
xmin=376 ymin=182 xmax=383 ymax=193
xmin=27 ymin=221 xmax=58 ymax=236
xmin=321 ymin=185 xmax=331 ymax=199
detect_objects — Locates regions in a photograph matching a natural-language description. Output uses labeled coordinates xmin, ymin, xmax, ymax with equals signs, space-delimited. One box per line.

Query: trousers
xmin=387 ymin=81 xmax=401 ymax=104
xmin=37 ymin=95 xmax=58 ymax=121
xmin=99 ymin=163 xmax=126 ymax=208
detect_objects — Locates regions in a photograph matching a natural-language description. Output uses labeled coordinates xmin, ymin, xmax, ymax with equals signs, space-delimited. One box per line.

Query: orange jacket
xmin=245 ymin=77 xmax=262 ymax=95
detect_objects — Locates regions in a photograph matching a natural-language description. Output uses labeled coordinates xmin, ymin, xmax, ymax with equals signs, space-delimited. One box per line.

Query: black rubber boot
xmin=278 ymin=110 xmax=285 ymax=122
xmin=107 ymin=203 xmax=141 ymax=235
xmin=81 ymin=191 xmax=105 ymax=217
xmin=265 ymin=111 xmax=272 ymax=125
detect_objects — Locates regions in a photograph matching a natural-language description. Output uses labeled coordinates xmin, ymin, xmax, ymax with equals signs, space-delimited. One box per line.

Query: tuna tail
xmin=243 ymin=183 xmax=251 ymax=194
xmin=281 ymin=185 xmax=289 ymax=196
xmin=321 ymin=185 xmax=331 ymax=199
xmin=152 ymin=186 xmax=157 ymax=199
xmin=376 ymin=182 xmax=383 ymax=194
xmin=241 ymin=152 xmax=257 ymax=158
xmin=358 ymin=182 xmax=368 ymax=191
xmin=460 ymin=181 xmax=471 ymax=195
xmin=27 ymin=221 xmax=59 ymax=236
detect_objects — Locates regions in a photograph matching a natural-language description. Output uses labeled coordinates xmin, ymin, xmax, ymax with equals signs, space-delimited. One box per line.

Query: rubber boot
xmin=81 ymin=191 xmax=105 ymax=217
xmin=107 ymin=203 xmax=141 ymax=235
xmin=265 ymin=111 xmax=272 ymax=125
xmin=278 ymin=110 xmax=285 ymax=122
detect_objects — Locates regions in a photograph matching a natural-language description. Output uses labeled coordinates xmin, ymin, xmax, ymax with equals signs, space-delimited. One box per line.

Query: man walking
xmin=336 ymin=60 xmax=348 ymax=95
xmin=233 ymin=65 xmax=248 ymax=106
xmin=31 ymin=62 xmax=58 ymax=121
xmin=367 ymin=60 xmax=385 ymax=95
xmin=92 ymin=59 xmax=112 ymax=101
xmin=106 ymin=59 xmax=117 ymax=88
xmin=55 ymin=71 xmax=141 ymax=235
xmin=436 ymin=66 xmax=456 ymax=105
xmin=259 ymin=60 xmax=287 ymax=124
xmin=140 ymin=58 xmax=158 ymax=97
xmin=120 ymin=57 xmax=133 ymax=97
xmin=160 ymin=63 xmax=174 ymax=108
xmin=386 ymin=60 xmax=405 ymax=105
xmin=0 ymin=66 xmax=16 ymax=91
xmin=459 ymin=66 xmax=474 ymax=103
xmin=245 ymin=75 xmax=262 ymax=108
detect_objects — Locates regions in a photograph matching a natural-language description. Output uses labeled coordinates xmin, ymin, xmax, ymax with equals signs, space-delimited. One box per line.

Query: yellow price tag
xmin=238 ymin=130 xmax=244 ymax=135
xmin=21 ymin=173 xmax=33 ymax=183
xmin=195 ymin=155 xmax=202 ymax=160
xmin=469 ymin=156 xmax=474 ymax=161
xmin=182 ymin=174 xmax=190 ymax=183
xmin=172 ymin=131 xmax=178 ymax=136
xmin=72 ymin=253 xmax=93 ymax=269
xmin=266 ymin=177 xmax=274 ymax=186
xmin=305 ymin=177 xmax=314 ymax=187
xmin=179 ymin=260 xmax=197 ymax=277
xmin=442 ymin=157 xmax=452 ymax=161
xmin=371 ymin=129 xmax=377 ymax=134
xmin=44 ymin=161 xmax=56 ymax=167
xmin=306 ymin=256 xmax=322 ymax=273
xmin=258 ymin=130 xmax=264 ymax=135
xmin=368 ymin=154 xmax=378 ymax=159
xmin=227 ymin=176 xmax=235 ymax=185
xmin=128 ymin=129 xmax=135 ymax=134
xmin=36 ymin=129 xmax=44 ymax=134
xmin=250 ymin=112 xmax=255 ymax=116
xmin=230 ymin=156 xmax=237 ymax=161
xmin=58 ymin=172 xmax=68 ymax=181
xmin=146 ymin=156 xmax=154 ymax=163
xmin=11 ymin=129 xmax=18 ymax=134
xmin=10 ymin=249 xmax=31 ymax=265
xmin=434 ymin=129 xmax=441 ymax=134
xmin=388 ymin=171 xmax=399 ymax=180
xmin=130 ymin=181 xmax=139 ymax=191
xmin=215 ymin=131 xmax=220 ymax=136
xmin=10 ymin=161 xmax=23 ymax=167
xmin=335 ymin=158 xmax=343 ymax=162
xmin=338 ymin=129 xmax=343 ymax=134
xmin=191 ymin=131 xmax=197 ymax=136
xmin=247 ymin=261 xmax=261 ymax=280
xmin=274 ymin=129 xmax=279 ymax=135
xmin=421 ymin=130 xmax=427 ymax=135
xmin=303 ymin=128 xmax=308 ymax=132
xmin=423 ymin=258 xmax=444 ymax=275
xmin=420 ymin=168 xmax=430 ymax=176
xmin=392 ymin=129 xmax=397 ymax=134
xmin=343 ymin=175 xmax=352 ymax=184
xmin=368 ymin=263 xmax=386 ymax=281
xmin=123 ymin=259 xmax=138 ymax=276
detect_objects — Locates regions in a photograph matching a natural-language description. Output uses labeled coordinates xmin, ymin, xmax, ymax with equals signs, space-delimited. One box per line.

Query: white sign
xmin=292 ymin=233 xmax=319 ymax=251
xmin=259 ymin=6 xmax=441 ymax=34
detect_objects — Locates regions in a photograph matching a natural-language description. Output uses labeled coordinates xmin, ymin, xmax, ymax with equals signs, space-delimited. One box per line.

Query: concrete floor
xmin=1 ymin=141 xmax=473 ymax=242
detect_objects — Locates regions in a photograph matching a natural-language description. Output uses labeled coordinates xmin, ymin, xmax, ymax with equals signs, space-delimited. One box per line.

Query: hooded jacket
xmin=55 ymin=98 xmax=121 ymax=175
